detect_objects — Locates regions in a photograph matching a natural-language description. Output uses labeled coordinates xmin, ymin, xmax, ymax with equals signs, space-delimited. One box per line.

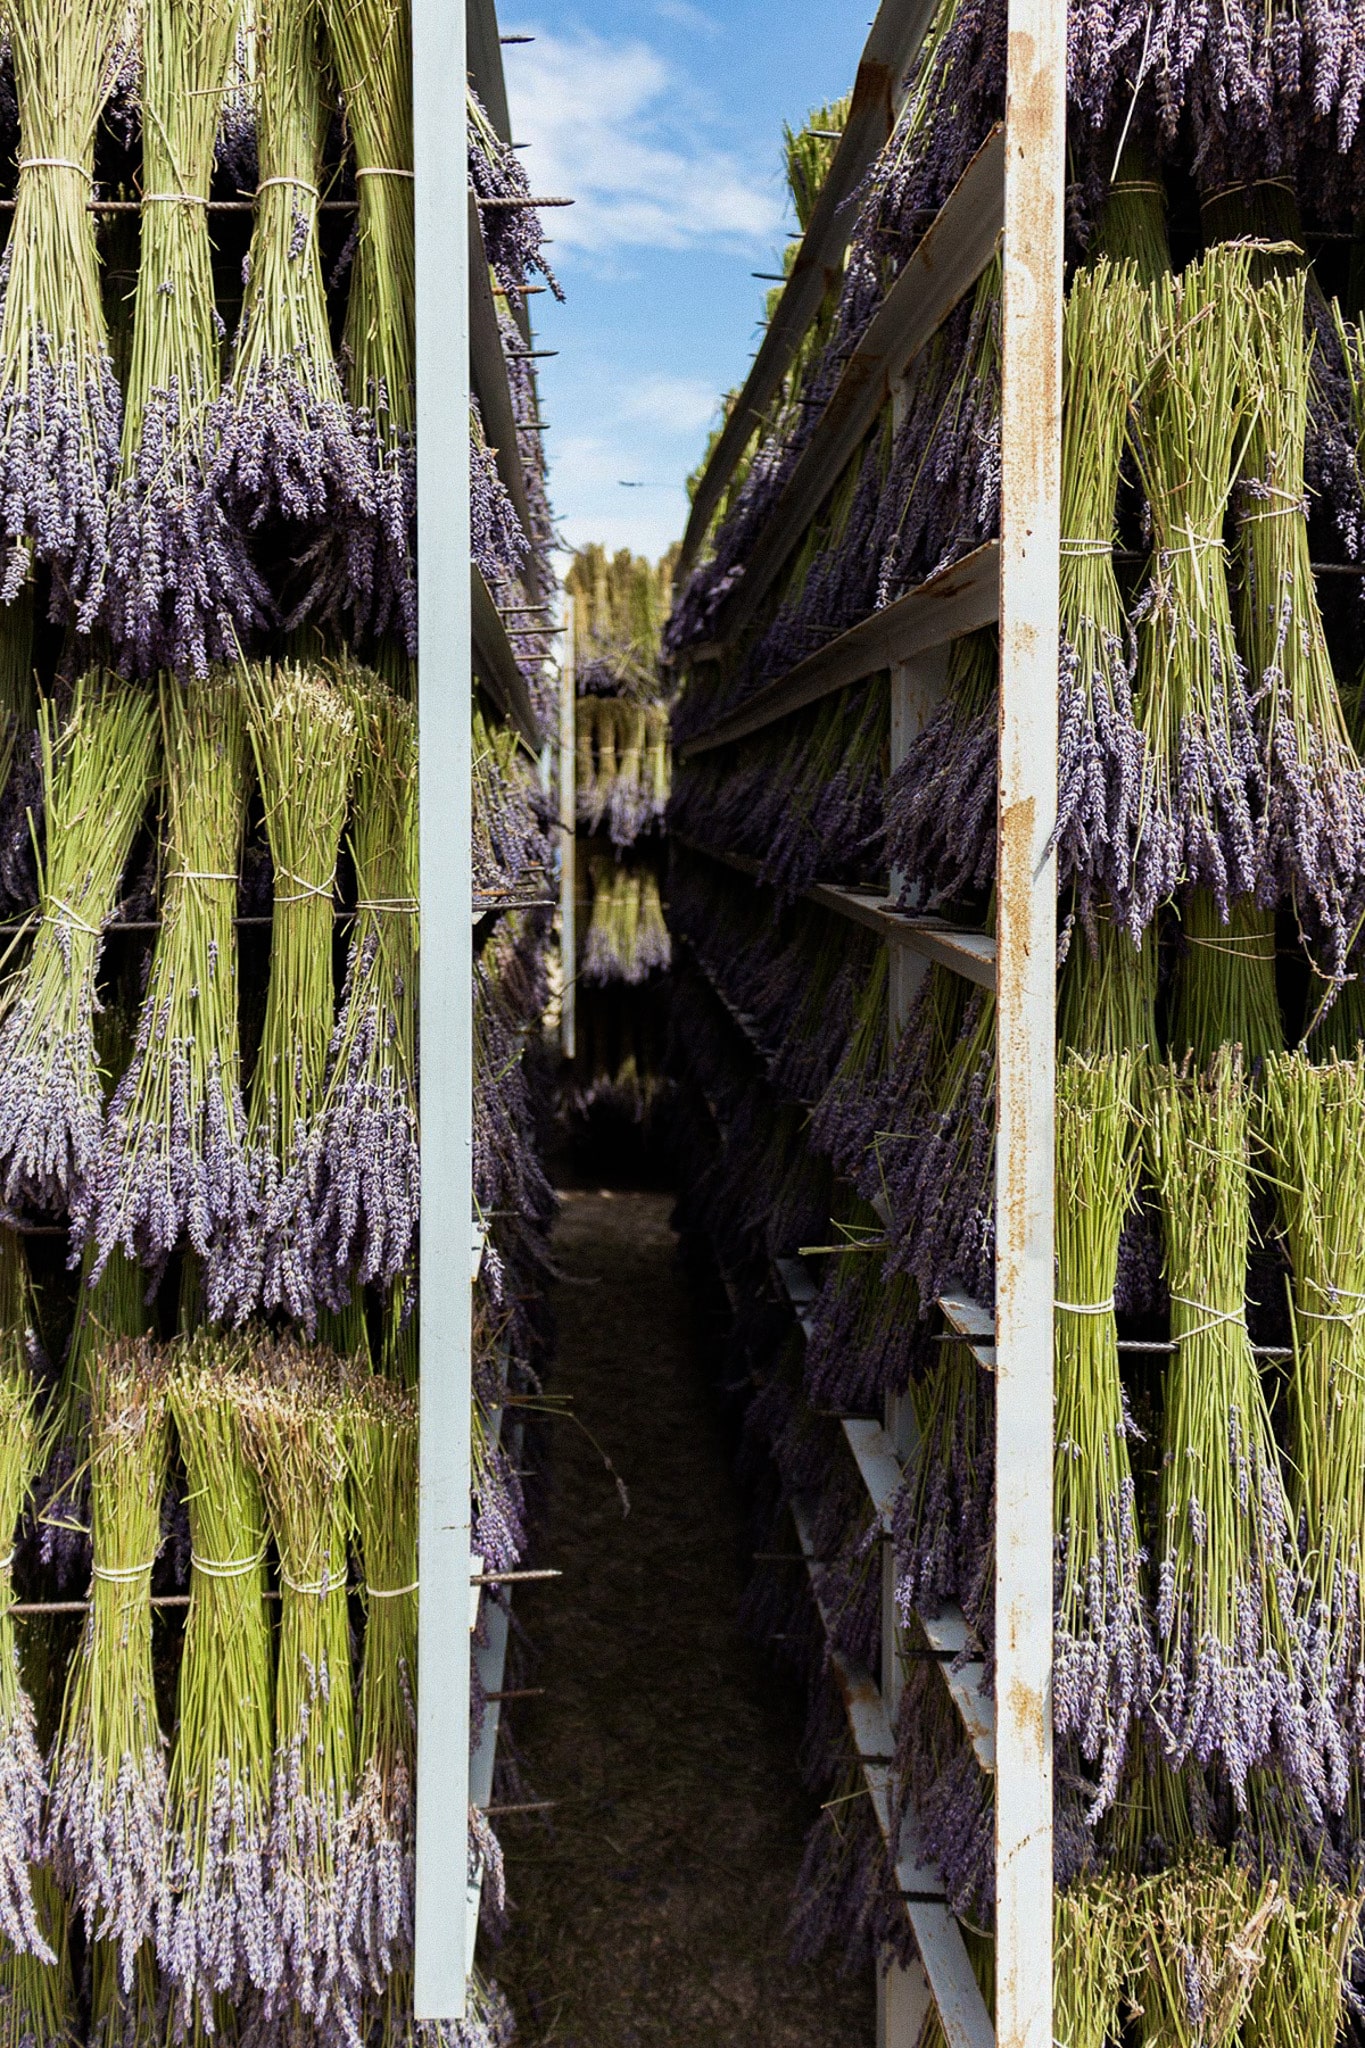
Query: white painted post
xmin=995 ymin=3 xmax=1064 ymax=2045
xmin=560 ymin=595 xmax=577 ymax=1061
xmin=413 ymin=0 xmax=474 ymax=2018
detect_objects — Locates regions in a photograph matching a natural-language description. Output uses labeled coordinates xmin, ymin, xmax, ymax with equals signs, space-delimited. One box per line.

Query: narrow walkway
xmin=494 ymin=1188 xmax=873 ymax=2047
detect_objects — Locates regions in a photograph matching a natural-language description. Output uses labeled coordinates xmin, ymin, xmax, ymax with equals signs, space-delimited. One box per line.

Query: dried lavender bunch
xmin=466 ymin=88 xmax=558 ymax=304
xmin=887 ymin=630 xmax=997 ymax=911
xmin=0 ymin=1315 xmax=53 ymax=1961
xmin=1055 ymin=1878 xmax=1130 ymax=2048
xmin=47 ymin=1337 xmax=170 ymax=1988
xmin=160 ymin=1334 xmax=274 ymax=2028
xmin=41 ymin=1248 xmax=149 ymax=1594
xmin=0 ymin=676 xmax=157 ymax=1212
xmin=468 ymin=401 xmax=526 ymax=591
xmin=636 ymin=871 xmax=670 ymax=977
xmin=606 ymin=703 xmax=648 ymax=847
xmin=1237 ymin=271 xmax=1365 ymax=981
xmin=316 ymin=0 xmax=416 ymax=648
xmin=1262 ymin=1051 xmax=1365 ymax=1804
xmin=893 ymin=1337 xmax=993 ymax=1637
xmin=1147 ymin=1052 xmax=1316 ymax=1809
xmin=81 ymin=675 xmax=253 ymax=1320
xmin=239 ymin=1336 xmax=358 ymax=2030
xmin=1054 ymin=1051 xmax=1153 ymax=1819
xmin=881 ymin=982 xmax=996 ymax=1308
xmin=802 ymin=1220 xmax=921 ymax=1412
xmin=312 ymin=671 xmax=417 ymax=1307
xmin=1057 ymin=896 xmax=1158 ymax=1059
xmin=1129 ymin=245 xmax=1264 ymax=931
xmin=644 ymin=704 xmax=670 ymax=822
xmin=1130 ymin=1850 xmax=1278 ymax=2048
xmin=1242 ymin=1862 xmax=1358 ymax=2048
xmin=580 ymin=858 xmax=632 ymax=986
xmin=760 ymin=683 xmax=886 ymax=901
xmin=0 ymin=0 xmax=127 ymax=626
xmin=472 ymin=706 xmax=550 ymax=901
xmin=104 ymin=0 xmax=266 ymax=678
xmin=808 ymin=948 xmax=888 ymax=1178
xmin=239 ymin=665 xmax=357 ymax=1327
xmin=209 ymin=0 xmax=373 ymax=564
xmin=1090 ymin=143 xmax=1172 ymax=284
xmin=1169 ymin=890 xmax=1283 ymax=1068
xmin=345 ymin=1374 xmax=417 ymax=1996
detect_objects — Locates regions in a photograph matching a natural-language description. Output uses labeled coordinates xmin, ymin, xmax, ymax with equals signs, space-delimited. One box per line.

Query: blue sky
xmin=500 ymin=2 xmax=868 ymax=562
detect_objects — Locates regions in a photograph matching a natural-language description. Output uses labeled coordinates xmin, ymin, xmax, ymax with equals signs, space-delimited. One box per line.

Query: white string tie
xmin=93 ymin=1559 xmax=156 ymax=1584
xmin=1171 ymin=1292 xmax=1247 ymax=1343
xmin=191 ymin=1550 xmax=265 ymax=1580
xmin=1055 ymin=1297 xmax=1116 ymax=1315
xmin=367 ymin=1579 xmax=418 ymax=1599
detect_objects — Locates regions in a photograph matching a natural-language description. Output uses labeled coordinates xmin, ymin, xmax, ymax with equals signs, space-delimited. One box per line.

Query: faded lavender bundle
xmin=1147 ymin=1051 xmax=1316 ymax=1809
xmin=47 ymin=1337 xmax=170 ymax=1988
xmin=0 ymin=1300 xmax=53 ymax=1962
xmin=880 ymin=983 xmax=996 ymax=1309
xmin=472 ymin=705 xmax=549 ymax=900
xmin=0 ymin=675 xmax=158 ymax=1212
xmin=81 ymin=674 xmax=253 ymax=1320
xmin=0 ymin=0 xmax=127 ymax=626
xmin=1128 ymin=245 xmax=1264 ymax=931
xmin=315 ymin=0 xmax=416 ymax=648
xmin=160 ymin=1334 xmax=274 ymax=2028
xmin=887 ymin=630 xmax=997 ymax=912
xmin=893 ymin=1337 xmax=993 ymax=1645
xmin=1053 ymin=1051 xmax=1153 ymax=1819
xmin=469 ymin=402 xmax=526 ymax=590
xmin=104 ymin=0 xmax=267 ymax=678
xmin=312 ymin=671 xmax=418 ymax=1307
xmin=239 ymin=1336 xmax=358 ymax=2031
xmin=1262 ymin=1051 xmax=1365 ymax=1805
xmin=241 ymin=665 xmax=357 ymax=1328
xmin=209 ymin=0 xmax=373 ymax=564
xmin=1130 ymin=1851 xmax=1278 ymax=2048
xmin=345 ymin=1375 xmax=417 ymax=1997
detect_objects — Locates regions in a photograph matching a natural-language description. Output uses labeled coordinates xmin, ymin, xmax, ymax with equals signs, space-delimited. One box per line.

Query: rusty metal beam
xmin=679 ymin=541 xmax=999 ymax=758
xmin=994 ymin=4 xmax=1063 ymax=2046
xmin=708 ymin=125 xmax=1004 ymax=650
xmin=677 ymin=0 xmax=941 ymax=580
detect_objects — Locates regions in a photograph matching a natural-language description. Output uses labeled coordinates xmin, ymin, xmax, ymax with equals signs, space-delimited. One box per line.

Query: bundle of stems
xmin=1057 ymin=898 xmax=1158 ymax=1059
xmin=1130 ymin=1851 xmax=1278 ymax=2048
xmin=316 ymin=0 xmax=415 ymax=649
xmin=0 ymin=676 xmax=158 ymax=1212
xmin=1092 ymin=143 xmax=1172 ymax=284
xmin=606 ymin=703 xmax=647 ymax=846
xmin=1146 ymin=1051 xmax=1314 ymax=1807
xmin=87 ymin=1940 xmax=161 ymax=2048
xmin=1056 ymin=260 xmax=1147 ymax=931
xmin=0 ymin=1872 xmax=76 ymax=2048
xmin=573 ymin=701 xmax=596 ymax=827
xmin=892 ymin=1337 xmax=992 ymax=1640
xmin=312 ymin=671 xmax=417 ymax=1307
xmin=0 ymin=0 xmax=127 ymax=625
xmin=241 ymin=665 xmax=357 ymax=1327
xmin=881 ymin=984 xmax=996 ymax=1308
xmin=1237 ymin=271 xmax=1365 ymax=984
xmin=762 ymin=682 xmax=886 ymax=901
xmin=472 ymin=706 xmax=547 ymax=899
xmin=104 ymin=0 xmax=266 ymax=678
xmin=160 ymin=1332 xmax=274 ymax=2027
xmin=644 ymin=704 xmax=670 ymax=821
xmin=345 ymin=1373 xmax=417 ymax=1996
xmin=809 ymin=946 xmax=889 ymax=1177
xmin=41 ymin=1247 xmax=148 ymax=1594
xmin=802 ymin=1212 xmax=920 ymax=1412
xmin=82 ymin=674 xmax=252 ymax=1322
xmin=1054 ymin=1051 xmax=1152 ymax=1818
xmin=239 ymin=1335 xmax=358 ymax=2027
xmin=47 ymin=1337 xmax=170 ymax=1988
xmin=589 ymin=699 xmax=617 ymax=832
xmin=1241 ymin=1868 xmax=1357 ymax=2048
xmin=1055 ymin=1878 xmax=1129 ymax=2048
xmin=0 ymin=1320 xmax=52 ymax=1960
xmin=885 ymin=629 xmax=996 ymax=910
xmin=469 ymin=400 xmax=526 ymax=591
xmin=1262 ymin=1050 xmax=1365 ymax=1801
xmin=635 ymin=871 xmax=671 ymax=978
xmin=1129 ymin=244 xmax=1263 ymax=932
xmin=1169 ymin=890 xmax=1283 ymax=1067
xmin=581 ymin=861 xmax=641 ymax=985
xmin=209 ymin=0 xmax=373 ymax=561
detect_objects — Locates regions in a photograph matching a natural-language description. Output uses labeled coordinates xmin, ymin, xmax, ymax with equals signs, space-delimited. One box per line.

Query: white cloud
xmin=544 ymin=365 xmax=722 ymax=558
xmin=652 ymin=0 xmax=721 ymax=34
xmin=618 ymin=373 xmax=721 ymax=438
xmin=503 ymin=24 xmax=784 ymax=256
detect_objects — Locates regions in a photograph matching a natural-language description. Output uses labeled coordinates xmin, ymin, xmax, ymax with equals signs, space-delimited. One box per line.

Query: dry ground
xmin=490 ymin=1188 xmax=873 ymax=2047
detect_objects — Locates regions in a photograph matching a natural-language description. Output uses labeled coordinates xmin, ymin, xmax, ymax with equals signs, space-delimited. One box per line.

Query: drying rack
xmin=672 ymin=5 xmax=1064 ymax=2044
xmin=414 ymin=0 xmax=551 ymax=2017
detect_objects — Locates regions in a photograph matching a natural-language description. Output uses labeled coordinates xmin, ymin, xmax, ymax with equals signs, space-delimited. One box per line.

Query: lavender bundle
xmin=573 ymin=701 xmax=596 ymax=827
xmin=0 ymin=1327 xmax=52 ymax=1961
xmin=1242 ymin=1874 xmax=1358 ymax=2048
xmin=801 ymin=1208 xmax=921 ymax=1412
xmin=1146 ymin=1052 xmax=1314 ymax=1808
xmin=241 ymin=665 xmax=356 ymax=1326
xmin=1262 ymin=1051 xmax=1365 ymax=1802
xmin=317 ymin=0 xmax=416 ymax=648
xmin=886 ymin=630 xmax=996 ymax=911
xmin=82 ymin=675 xmax=253 ymax=1320
xmin=644 ymin=704 xmax=670 ymax=822
xmin=1054 ymin=1051 xmax=1152 ymax=1819
xmin=47 ymin=1338 xmax=170 ymax=1988
xmin=1129 ymin=245 xmax=1264 ymax=932
xmin=0 ymin=1872 xmax=76 ymax=2048
xmin=104 ymin=0 xmax=266 ymax=678
xmin=345 ymin=1374 xmax=417 ymax=1996
xmin=472 ymin=707 xmax=548 ymax=901
xmin=469 ymin=402 xmax=525 ymax=591
xmin=210 ymin=0 xmax=373 ymax=560
xmin=312 ymin=673 xmax=415 ymax=1308
xmin=0 ymin=676 xmax=158 ymax=1212
xmin=1169 ymin=890 xmax=1283 ymax=1067
xmin=606 ymin=703 xmax=647 ymax=846
xmin=588 ymin=699 xmax=616 ymax=832
xmin=881 ymin=983 xmax=996 ymax=1308
xmin=808 ymin=948 xmax=888 ymax=1177
xmin=1054 ymin=1880 xmax=1130 ymax=2048
xmin=1130 ymin=1852 xmax=1278 ymax=2048
xmin=893 ymin=1337 xmax=992 ymax=1641
xmin=0 ymin=0 xmax=127 ymax=624
xmin=160 ymin=1335 xmax=274 ymax=2026
xmin=240 ymin=1337 xmax=357 ymax=2029
xmin=1237 ymin=272 xmax=1365 ymax=982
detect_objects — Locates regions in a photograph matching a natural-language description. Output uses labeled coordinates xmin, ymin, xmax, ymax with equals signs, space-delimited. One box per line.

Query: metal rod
xmin=470 ymin=1568 xmax=561 ymax=1585
xmin=484 ymin=1688 xmax=545 ymax=1703
xmin=559 ymin=596 xmax=577 ymax=1061
xmin=475 ymin=195 xmax=573 ymax=209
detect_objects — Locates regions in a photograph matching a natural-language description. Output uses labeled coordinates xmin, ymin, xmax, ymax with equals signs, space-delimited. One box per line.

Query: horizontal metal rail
xmin=709 ymin=125 xmax=1004 ymax=649
xmin=472 ymin=567 xmax=542 ymax=747
xmin=791 ymin=1501 xmax=995 ymax=2048
xmin=680 ymin=542 xmax=1000 ymax=755
xmin=676 ymin=0 xmax=942 ymax=579
xmin=468 ymin=191 xmax=544 ymax=600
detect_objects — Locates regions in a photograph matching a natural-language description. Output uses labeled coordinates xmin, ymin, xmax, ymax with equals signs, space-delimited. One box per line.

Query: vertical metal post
xmin=413 ymin=0 xmax=473 ymax=2017
xmin=559 ymin=596 xmax=577 ymax=1061
xmin=995 ymin=5 xmax=1064 ymax=2047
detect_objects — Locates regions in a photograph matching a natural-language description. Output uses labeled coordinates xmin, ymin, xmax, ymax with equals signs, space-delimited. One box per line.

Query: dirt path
xmin=491 ymin=1187 xmax=873 ymax=2047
